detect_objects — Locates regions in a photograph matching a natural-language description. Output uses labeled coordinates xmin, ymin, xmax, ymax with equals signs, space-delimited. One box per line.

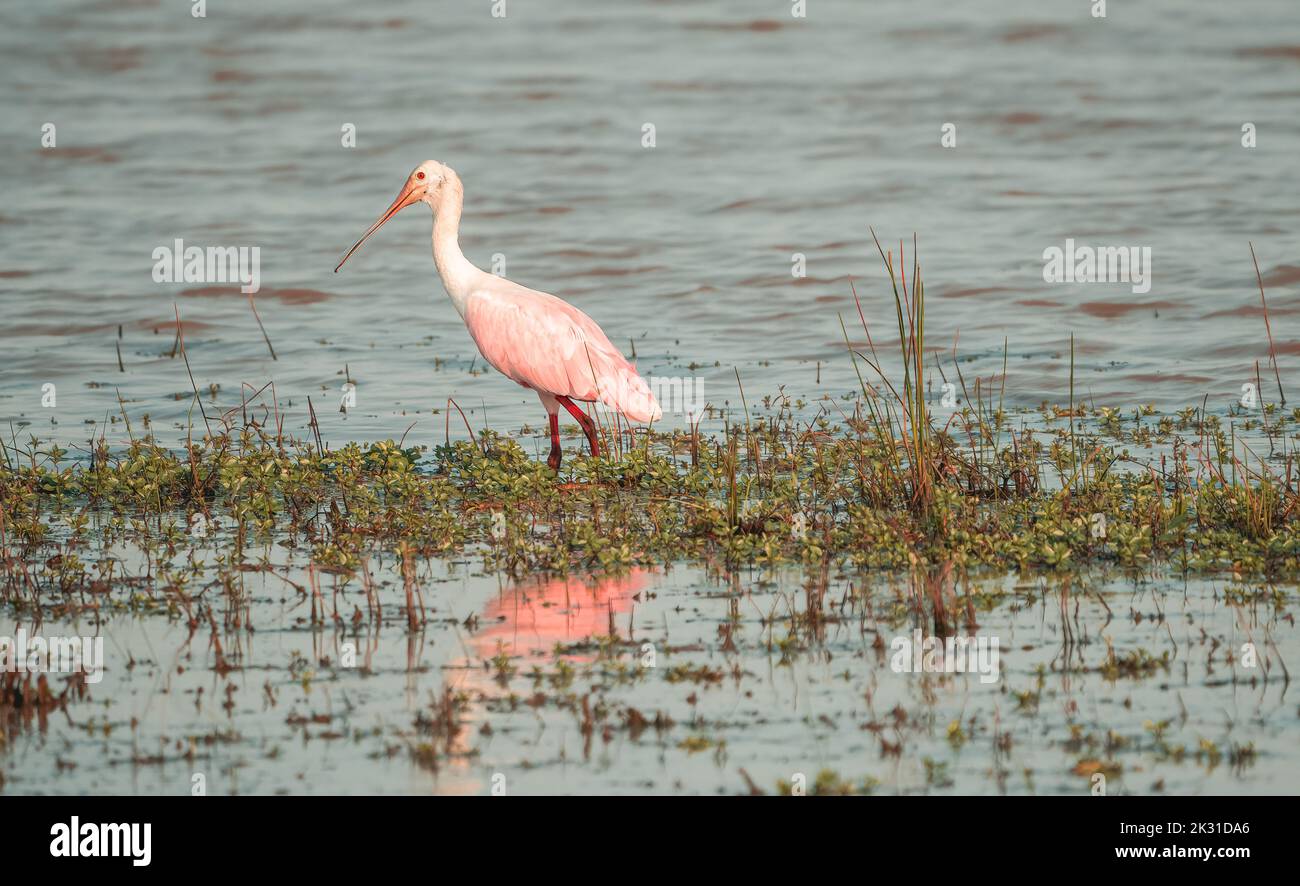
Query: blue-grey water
xmin=3 ymin=0 xmax=1300 ymax=446
xmin=2 ymin=0 xmax=1299 ymax=795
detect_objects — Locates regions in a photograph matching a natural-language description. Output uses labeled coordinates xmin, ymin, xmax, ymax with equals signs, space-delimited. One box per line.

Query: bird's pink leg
xmin=547 ymin=412 xmax=562 ymax=471
xmin=556 ymin=395 xmax=600 ymax=458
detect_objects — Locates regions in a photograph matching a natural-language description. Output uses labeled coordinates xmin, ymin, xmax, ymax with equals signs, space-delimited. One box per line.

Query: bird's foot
xmin=547 ymin=447 xmax=562 ymax=472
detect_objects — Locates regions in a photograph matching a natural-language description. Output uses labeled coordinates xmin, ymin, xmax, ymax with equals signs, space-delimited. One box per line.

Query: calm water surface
xmin=5 ymin=560 xmax=1296 ymax=795
xmin=3 ymin=0 xmax=1300 ymax=444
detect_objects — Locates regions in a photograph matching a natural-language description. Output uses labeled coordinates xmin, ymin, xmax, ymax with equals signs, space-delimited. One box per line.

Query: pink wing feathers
xmin=463 ymin=282 xmax=662 ymax=422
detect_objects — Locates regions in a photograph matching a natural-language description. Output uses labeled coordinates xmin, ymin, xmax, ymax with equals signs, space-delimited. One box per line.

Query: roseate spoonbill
xmin=336 ymin=160 xmax=660 ymax=470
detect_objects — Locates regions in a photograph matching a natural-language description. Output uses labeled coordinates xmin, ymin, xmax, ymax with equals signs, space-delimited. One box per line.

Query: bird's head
xmin=335 ymin=160 xmax=460 ymax=272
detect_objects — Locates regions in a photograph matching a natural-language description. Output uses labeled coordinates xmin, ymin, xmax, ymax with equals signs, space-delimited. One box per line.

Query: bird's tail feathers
xmin=597 ymin=367 xmax=662 ymax=423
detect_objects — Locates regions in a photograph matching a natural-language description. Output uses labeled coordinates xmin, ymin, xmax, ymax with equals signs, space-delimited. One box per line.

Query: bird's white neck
xmin=430 ymin=178 xmax=479 ymax=318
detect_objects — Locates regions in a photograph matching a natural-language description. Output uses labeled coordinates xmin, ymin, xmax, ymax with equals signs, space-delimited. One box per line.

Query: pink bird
xmin=336 ymin=160 xmax=660 ymax=470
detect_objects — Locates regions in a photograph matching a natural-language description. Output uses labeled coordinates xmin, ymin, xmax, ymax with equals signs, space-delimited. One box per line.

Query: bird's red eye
xmin=416 ymin=172 xmax=425 ymax=180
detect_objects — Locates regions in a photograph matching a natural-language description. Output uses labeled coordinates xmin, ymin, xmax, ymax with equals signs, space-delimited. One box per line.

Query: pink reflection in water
xmin=472 ymin=569 xmax=656 ymax=659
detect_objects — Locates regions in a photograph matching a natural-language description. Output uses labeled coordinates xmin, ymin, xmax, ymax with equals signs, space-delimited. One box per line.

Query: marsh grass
xmin=3 ymin=247 xmax=1300 ymax=627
